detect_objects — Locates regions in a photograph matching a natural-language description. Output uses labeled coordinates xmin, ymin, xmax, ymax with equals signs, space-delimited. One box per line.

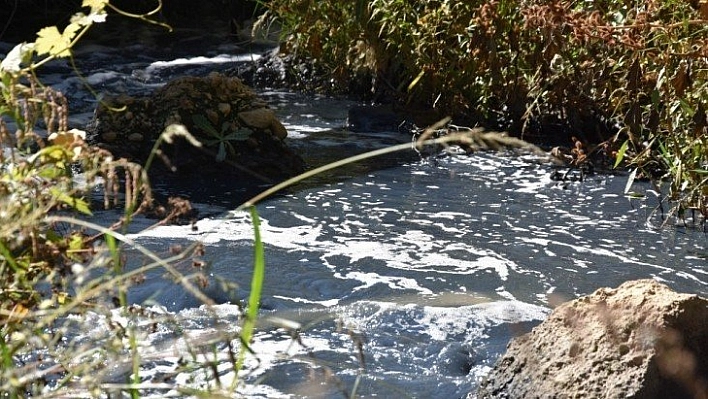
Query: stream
xmin=2 ymin=19 xmax=707 ymax=398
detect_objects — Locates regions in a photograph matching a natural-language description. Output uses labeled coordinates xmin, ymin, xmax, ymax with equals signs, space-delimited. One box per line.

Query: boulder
xmin=474 ymin=279 xmax=708 ymax=399
xmin=88 ymin=72 xmax=304 ymax=183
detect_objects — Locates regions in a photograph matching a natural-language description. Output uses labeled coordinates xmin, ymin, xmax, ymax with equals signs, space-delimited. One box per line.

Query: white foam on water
xmin=415 ymin=300 xmax=549 ymax=341
xmin=144 ymin=53 xmax=262 ymax=75
xmin=61 ymin=302 xmax=341 ymax=398
xmin=340 ymin=271 xmax=434 ymax=294
xmin=86 ymin=71 xmax=122 ymax=85
xmin=130 ymin=208 xmax=520 ymax=283
xmin=279 ymin=122 xmax=330 ymax=138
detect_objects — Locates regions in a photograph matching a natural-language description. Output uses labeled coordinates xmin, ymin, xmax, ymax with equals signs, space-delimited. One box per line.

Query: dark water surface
xmin=3 ymin=23 xmax=707 ymax=398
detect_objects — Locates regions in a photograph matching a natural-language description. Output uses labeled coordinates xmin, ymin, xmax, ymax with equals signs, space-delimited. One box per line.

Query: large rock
xmin=474 ymin=279 xmax=708 ymax=399
xmin=88 ymin=72 xmax=304 ymax=183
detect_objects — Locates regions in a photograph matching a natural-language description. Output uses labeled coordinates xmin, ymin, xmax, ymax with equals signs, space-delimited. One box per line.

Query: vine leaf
xmin=35 ymin=23 xmax=82 ymax=58
xmin=83 ymin=0 xmax=108 ymax=12
xmin=49 ymin=187 xmax=92 ymax=215
xmin=81 ymin=0 xmax=109 ymax=21
xmin=71 ymin=11 xmax=107 ymax=25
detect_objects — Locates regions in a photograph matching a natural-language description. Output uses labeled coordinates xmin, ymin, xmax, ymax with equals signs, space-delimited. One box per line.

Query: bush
xmin=266 ymin=0 xmax=707 ymax=220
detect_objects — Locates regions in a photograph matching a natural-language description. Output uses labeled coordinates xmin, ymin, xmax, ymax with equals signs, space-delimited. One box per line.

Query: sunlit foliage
xmin=266 ymin=0 xmax=708 ymax=219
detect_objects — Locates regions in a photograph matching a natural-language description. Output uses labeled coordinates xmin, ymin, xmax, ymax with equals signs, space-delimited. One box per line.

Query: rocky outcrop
xmin=88 ymin=72 xmax=304 ymax=184
xmin=474 ymin=279 xmax=708 ymax=399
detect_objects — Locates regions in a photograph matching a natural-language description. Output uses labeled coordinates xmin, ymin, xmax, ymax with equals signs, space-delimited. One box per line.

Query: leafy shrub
xmin=265 ymin=0 xmax=707 ymax=220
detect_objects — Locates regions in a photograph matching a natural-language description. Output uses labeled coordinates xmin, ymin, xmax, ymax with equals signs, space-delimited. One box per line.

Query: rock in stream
xmin=88 ymin=72 xmax=305 ymax=184
xmin=474 ymin=279 xmax=708 ymax=399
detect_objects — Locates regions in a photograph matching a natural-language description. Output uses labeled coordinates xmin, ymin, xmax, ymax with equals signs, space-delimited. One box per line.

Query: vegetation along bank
xmin=262 ymin=0 xmax=707 ymax=220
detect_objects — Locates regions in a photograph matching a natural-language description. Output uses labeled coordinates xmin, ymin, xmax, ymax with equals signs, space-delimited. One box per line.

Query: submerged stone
xmin=474 ymin=279 xmax=708 ymax=399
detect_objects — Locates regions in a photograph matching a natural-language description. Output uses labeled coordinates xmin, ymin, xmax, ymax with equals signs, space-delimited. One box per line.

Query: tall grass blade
xmin=613 ymin=140 xmax=629 ymax=169
xmin=233 ymin=206 xmax=266 ymax=387
xmin=0 ymin=241 xmax=19 ymax=273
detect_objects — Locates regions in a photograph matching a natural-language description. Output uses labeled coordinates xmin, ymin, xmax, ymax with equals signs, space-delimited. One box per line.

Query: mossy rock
xmin=88 ymin=72 xmax=304 ymax=183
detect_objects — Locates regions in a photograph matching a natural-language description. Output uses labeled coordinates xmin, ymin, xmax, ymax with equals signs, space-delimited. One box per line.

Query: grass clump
xmin=264 ymin=0 xmax=708 ymax=222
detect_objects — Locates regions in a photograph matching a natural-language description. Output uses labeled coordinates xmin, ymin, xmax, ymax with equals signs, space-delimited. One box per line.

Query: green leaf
xmin=613 ymin=140 xmax=629 ymax=169
xmin=70 ymin=11 xmax=107 ymax=25
xmin=82 ymin=0 xmax=108 ymax=13
xmin=650 ymin=88 xmax=660 ymax=106
xmin=49 ymin=187 xmax=92 ymax=215
xmin=67 ymin=234 xmax=85 ymax=261
xmin=192 ymin=114 xmax=219 ymax=136
xmin=679 ymin=98 xmax=695 ymax=118
xmin=35 ymin=23 xmax=82 ymax=58
xmin=76 ymin=0 xmax=108 ymax=24
xmin=28 ymin=145 xmax=71 ymax=165
xmin=201 ymin=138 xmax=221 ymax=146
xmin=46 ymin=230 xmax=62 ymax=243
xmin=38 ymin=165 xmax=66 ymax=179
xmin=0 ymin=241 xmax=20 ymax=272
xmin=221 ymin=121 xmax=230 ymax=133
xmin=68 ymin=234 xmax=83 ymax=251
xmin=222 ymin=128 xmax=252 ymax=141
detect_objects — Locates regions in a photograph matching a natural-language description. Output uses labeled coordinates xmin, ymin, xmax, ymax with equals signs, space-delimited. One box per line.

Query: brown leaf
xmin=626 ymin=58 xmax=642 ymax=92
xmin=692 ymin=102 xmax=706 ymax=136
xmin=672 ymin=62 xmax=691 ymax=97
xmin=700 ymin=1 xmax=708 ymax=19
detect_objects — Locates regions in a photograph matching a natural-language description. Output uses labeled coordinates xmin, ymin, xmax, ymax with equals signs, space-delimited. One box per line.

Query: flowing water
xmin=118 ymin=150 xmax=706 ymax=398
xmin=2 ymin=22 xmax=707 ymax=398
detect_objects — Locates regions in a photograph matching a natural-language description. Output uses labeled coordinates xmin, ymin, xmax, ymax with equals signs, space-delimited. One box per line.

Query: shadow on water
xmin=143 ymin=124 xmax=422 ymax=215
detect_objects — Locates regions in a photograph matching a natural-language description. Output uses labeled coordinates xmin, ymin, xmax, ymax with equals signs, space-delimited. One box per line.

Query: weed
xmin=192 ymin=114 xmax=252 ymax=163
